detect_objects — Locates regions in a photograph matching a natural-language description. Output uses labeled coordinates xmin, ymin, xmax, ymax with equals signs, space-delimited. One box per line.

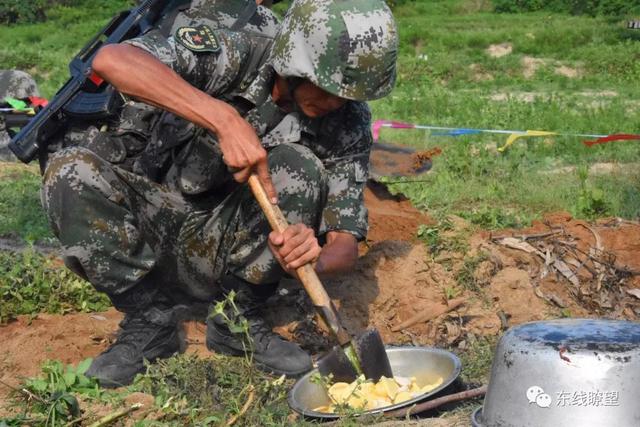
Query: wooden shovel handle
xmin=248 ymin=175 xmax=350 ymax=345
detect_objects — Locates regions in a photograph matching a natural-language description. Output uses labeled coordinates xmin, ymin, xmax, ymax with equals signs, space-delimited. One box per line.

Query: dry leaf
xmin=626 ymin=289 xmax=640 ymax=299
xmin=553 ymin=259 xmax=579 ymax=287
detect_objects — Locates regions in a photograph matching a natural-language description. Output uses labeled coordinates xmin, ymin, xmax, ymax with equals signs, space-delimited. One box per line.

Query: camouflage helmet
xmin=269 ymin=0 xmax=398 ymax=101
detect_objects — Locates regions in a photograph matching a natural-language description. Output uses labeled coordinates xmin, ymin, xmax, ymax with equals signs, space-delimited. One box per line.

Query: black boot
xmin=85 ymin=286 xmax=182 ymax=388
xmin=206 ymin=275 xmax=312 ymax=377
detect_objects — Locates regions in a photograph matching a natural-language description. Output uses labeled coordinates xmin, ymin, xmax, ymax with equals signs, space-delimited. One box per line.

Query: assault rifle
xmin=9 ymin=0 xmax=167 ymax=164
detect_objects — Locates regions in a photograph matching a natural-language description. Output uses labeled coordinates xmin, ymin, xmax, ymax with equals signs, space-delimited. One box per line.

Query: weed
xmin=417 ymin=224 xmax=442 ymax=254
xmin=444 ymin=285 xmax=460 ymax=300
xmin=208 ymin=290 xmax=255 ymax=365
xmin=455 ymin=253 xmax=490 ymax=294
xmin=0 ymin=248 xmax=110 ymax=323
xmin=574 ymin=165 xmax=611 ymax=219
xmin=417 ymin=216 xmax=469 ymax=258
xmin=457 ymin=335 xmax=498 ymax=384
xmin=131 ymin=353 xmax=297 ymax=426
xmin=2 ymin=358 xmax=100 ymax=426
xmin=458 ymin=206 xmax=523 ymax=230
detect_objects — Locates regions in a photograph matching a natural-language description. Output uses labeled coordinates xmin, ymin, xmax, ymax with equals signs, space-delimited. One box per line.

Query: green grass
xmin=456 ymin=334 xmax=498 ymax=384
xmin=0 ymin=248 xmax=110 ymax=323
xmin=371 ymin=0 xmax=640 ymax=226
xmin=0 ymin=163 xmax=52 ymax=243
xmin=2 ymin=354 xmax=313 ymax=426
xmin=0 ymin=0 xmax=131 ymax=96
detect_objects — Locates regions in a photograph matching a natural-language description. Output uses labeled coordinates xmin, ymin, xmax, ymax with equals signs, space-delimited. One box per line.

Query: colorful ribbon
xmin=4 ymin=97 xmax=28 ymax=110
xmin=583 ymin=134 xmax=640 ymax=147
xmin=372 ymin=120 xmax=640 ymax=150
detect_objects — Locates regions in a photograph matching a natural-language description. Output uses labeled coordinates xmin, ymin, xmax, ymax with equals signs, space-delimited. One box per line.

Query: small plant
xmin=574 ymin=166 xmax=610 ymax=219
xmin=417 ymin=224 xmax=442 ymax=255
xmin=209 ymin=290 xmax=253 ymax=356
xmin=455 ymin=253 xmax=490 ymax=294
xmin=444 ymin=285 xmax=460 ymax=300
xmin=458 ymin=206 xmax=522 ymax=230
xmin=3 ymin=359 xmax=99 ymax=426
xmin=417 ymin=215 xmax=468 ymax=258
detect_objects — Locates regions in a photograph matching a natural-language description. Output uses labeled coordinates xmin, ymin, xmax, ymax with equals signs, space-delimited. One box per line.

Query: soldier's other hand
xmin=217 ymin=108 xmax=277 ymax=204
xmin=268 ymin=224 xmax=321 ymax=276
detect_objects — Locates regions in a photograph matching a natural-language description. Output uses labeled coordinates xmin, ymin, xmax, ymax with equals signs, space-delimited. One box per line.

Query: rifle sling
xmin=231 ymin=1 xmax=258 ymax=31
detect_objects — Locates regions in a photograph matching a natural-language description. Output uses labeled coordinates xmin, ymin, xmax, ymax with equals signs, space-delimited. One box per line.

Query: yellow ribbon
xmin=497 ymin=130 xmax=558 ymax=152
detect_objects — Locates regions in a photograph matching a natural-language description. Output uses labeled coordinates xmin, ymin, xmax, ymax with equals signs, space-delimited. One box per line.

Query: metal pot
xmin=288 ymin=346 xmax=461 ymax=419
xmin=473 ymin=319 xmax=640 ymax=427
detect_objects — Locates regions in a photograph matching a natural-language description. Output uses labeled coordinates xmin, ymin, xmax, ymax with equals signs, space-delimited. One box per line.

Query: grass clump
xmin=132 ymin=354 xmax=296 ymax=426
xmin=456 ymin=335 xmax=498 ymax=384
xmin=0 ymin=249 xmax=110 ymax=323
xmin=455 ymin=253 xmax=490 ymax=294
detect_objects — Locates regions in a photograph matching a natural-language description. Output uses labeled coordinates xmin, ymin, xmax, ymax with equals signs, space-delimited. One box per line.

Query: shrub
xmin=0 ymin=0 xmax=128 ymax=25
xmin=386 ymin=0 xmax=416 ymax=10
xmin=0 ymin=0 xmax=47 ymax=24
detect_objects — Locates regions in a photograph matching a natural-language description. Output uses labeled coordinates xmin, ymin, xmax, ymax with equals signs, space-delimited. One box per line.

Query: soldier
xmin=42 ymin=0 xmax=398 ymax=387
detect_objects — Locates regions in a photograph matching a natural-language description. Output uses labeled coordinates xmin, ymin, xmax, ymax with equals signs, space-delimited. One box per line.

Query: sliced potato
xmin=319 ymin=374 xmax=439 ymax=413
xmin=327 ymin=382 xmax=350 ymax=404
xmin=374 ymin=376 xmax=399 ymax=400
xmin=394 ymin=391 xmax=414 ymax=404
xmin=421 ymin=376 xmax=444 ymax=393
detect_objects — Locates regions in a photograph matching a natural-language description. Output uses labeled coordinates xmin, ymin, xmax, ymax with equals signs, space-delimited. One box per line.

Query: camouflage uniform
xmin=42 ymin=1 xmax=378 ymax=303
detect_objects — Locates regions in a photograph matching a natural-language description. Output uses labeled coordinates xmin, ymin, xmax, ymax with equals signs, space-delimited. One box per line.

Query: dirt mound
xmin=364 ymin=182 xmax=432 ymax=245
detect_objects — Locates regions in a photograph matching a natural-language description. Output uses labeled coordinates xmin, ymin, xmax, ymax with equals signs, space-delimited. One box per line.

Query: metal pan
xmin=288 ymin=346 xmax=461 ymax=420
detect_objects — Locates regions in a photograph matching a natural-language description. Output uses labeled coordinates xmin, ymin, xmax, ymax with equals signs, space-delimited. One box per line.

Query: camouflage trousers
xmin=41 ymin=143 xmax=328 ymax=303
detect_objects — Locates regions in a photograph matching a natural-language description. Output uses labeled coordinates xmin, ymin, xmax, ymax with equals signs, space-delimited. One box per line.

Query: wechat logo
xmin=526 ymin=386 xmax=552 ymax=408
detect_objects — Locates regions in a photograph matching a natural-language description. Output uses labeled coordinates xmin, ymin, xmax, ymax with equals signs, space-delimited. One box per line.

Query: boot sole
xmin=206 ymin=332 xmax=311 ymax=378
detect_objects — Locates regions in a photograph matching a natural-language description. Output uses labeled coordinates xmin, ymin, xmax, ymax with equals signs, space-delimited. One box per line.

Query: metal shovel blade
xmin=316 ymin=329 xmax=392 ymax=383
xmin=369 ymin=141 xmax=434 ymax=181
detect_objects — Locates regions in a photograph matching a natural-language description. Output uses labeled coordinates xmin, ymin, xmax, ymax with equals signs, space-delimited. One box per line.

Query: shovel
xmin=248 ymin=175 xmax=393 ymax=383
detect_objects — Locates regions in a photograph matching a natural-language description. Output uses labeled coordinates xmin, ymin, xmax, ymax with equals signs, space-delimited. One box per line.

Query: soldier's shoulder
xmin=180 ymin=0 xmax=280 ymax=38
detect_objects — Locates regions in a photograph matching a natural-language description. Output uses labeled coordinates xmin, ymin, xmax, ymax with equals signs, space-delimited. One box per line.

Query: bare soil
xmin=2 ymin=185 xmax=640 ymax=423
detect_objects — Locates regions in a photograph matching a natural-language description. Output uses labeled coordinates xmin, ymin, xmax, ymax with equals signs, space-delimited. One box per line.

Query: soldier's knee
xmin=43 ymin=146 xmax=105 ymax=188
xmin=268 ymin=143 xmax=325 ymax=186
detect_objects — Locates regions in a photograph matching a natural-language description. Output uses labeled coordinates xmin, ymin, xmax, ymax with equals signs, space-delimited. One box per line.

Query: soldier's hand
xmin=268 ymin=224 xmax=321 ymax=277
xmin=217 ymin=108 xmax=278 ymax=204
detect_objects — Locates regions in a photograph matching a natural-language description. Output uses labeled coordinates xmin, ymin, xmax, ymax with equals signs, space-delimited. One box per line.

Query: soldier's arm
xmin=315 ymin=231 xmax=358 ymax=276
xmin=92 ymin=43 xmax=277 ymax=202
xmin=268 ymin=227 xmax=357 ymax=278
